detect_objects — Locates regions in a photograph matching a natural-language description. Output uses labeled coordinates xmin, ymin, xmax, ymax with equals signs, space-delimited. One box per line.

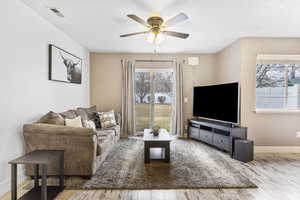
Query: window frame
xmin=133 ymin=68 xmax=175 ymax=133
xmin=255 ymin=55 xmax=300 ymax=114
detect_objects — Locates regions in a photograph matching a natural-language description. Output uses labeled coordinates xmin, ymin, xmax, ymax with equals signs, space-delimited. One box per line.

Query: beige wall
xmin=91 ymin=38 xmax=300 ymax=146
xmin=215 ymin=40 xmax=241 ymax=83
xmin=217 ymin=38 xmax=300 ymax=146
xmin=90 ymin=53 xmax=217 ymax=134
xmin=240 ymin=38 xmax=300 ymax=146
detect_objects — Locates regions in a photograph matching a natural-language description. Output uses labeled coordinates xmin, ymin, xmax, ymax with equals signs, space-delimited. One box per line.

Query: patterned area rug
xmin=24 ymin=139 xmax=257 ymax=190
xmin=81 ymin=139 xmax=256 ymax=189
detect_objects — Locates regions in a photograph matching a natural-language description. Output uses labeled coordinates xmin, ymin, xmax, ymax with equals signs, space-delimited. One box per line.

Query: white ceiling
xmin=22 ymin=0 xmax=300 ymax=53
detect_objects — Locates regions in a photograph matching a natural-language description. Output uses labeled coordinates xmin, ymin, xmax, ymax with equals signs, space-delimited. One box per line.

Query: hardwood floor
xmin=1 ymin=153 xmax=300 ymax=200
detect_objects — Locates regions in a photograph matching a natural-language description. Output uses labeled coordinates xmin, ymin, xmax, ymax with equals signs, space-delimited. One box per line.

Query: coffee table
xmin=143 ymin=129 xmax=174 ymax=163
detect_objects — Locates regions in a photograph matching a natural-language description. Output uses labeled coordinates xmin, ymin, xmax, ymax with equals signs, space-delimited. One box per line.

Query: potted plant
xmin=152 ymin=125 xmax=160 ymax=136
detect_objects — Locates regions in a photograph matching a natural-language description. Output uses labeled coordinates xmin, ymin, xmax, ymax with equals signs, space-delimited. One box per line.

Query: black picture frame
xmin=49 ymin=44 xmax=82 ymax=84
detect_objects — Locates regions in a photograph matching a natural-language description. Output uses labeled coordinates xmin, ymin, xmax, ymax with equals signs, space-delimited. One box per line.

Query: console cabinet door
xmin=200 ymin=130 xmax=213 ymax=144
xmin=213 ymin=134 xmax=230 ymax=151
xmin=189 ymin=127 xmax=200 ymax=139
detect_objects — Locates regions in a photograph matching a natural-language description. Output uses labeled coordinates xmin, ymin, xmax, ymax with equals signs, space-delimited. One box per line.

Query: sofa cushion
xmin=77 ymin=106 xmax=97 ymax=120
xmin=95 ymin=128 xmax=114 ymax=136
xmin=60 ymin=109 xmax=78 ymax=119
xmin=76 ymin=106 xmax=97 ymax=127
xmin=65 ymin=116 xmax=83 ymax=128
xmin=99 ymin=125 xmax=120 ymax=136
xmin=97 ymin=110 xmax=117 ymax=128
xmin=37 ymin=111 xmax=65 ymax=125
xmin=76 ymin=109 xmax=89 ymax=127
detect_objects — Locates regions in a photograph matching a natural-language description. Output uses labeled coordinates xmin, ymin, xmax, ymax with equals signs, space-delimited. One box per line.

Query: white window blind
xmin=256 ymin=54 xmax=300 ymax=112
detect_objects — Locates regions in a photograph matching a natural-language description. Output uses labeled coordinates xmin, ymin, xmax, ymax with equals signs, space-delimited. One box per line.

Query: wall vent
xmin=187 ymin=57 xmax=199 ymax=66
xmin=49 ymin=8 xmax=64 ymax=17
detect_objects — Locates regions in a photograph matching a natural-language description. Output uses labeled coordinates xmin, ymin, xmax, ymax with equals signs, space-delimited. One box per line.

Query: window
xmin=256 ymin=55 xmax=300 ymax=111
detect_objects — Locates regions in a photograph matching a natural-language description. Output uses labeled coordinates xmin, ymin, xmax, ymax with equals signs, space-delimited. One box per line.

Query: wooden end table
xmin=143 ymin=129 xmax=174 ymax=163
xmin=9 ymin=150 xmax=64 ymax=200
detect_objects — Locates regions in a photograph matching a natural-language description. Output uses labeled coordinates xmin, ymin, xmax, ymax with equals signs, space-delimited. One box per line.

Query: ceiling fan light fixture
xmin=149 ymin=12 xmax=161 ymax=18
xmin=121 ymin=13 xmax=189 ymax=44
xmin=147 ymin=32 xmax=165 ymax=45
xmin=146 ymin=32 xmax=155 ymax=44
xmin=155 ymin=32 xmax=165 ymax=44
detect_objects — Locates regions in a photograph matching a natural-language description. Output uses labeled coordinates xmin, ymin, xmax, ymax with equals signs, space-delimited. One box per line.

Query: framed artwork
xmin=49 ymin=44 xmax=82 ymax=84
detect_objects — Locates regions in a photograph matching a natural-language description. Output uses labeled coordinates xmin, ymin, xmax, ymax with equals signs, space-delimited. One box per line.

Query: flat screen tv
xmin=193 ymin=82 xmax=239 ymax=124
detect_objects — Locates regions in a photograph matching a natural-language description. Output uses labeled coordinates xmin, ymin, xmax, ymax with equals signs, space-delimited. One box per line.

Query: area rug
xmin=24 ymin=139 xmax=257 ymax=190
xmin=81 ymin=139 xmax=256 ymax=189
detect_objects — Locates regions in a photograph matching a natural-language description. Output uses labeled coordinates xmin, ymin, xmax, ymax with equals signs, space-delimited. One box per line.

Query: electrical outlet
xmin=296 ymin=131 xmax=300 ymax=138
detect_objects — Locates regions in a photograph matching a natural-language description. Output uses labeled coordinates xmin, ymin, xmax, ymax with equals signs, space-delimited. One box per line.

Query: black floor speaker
xmin=233 ymin=139 xmax=254 ymax=163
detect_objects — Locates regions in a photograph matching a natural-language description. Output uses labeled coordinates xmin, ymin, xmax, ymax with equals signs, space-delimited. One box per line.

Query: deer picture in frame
xmin=49 ymin=44 xmax=82 ymax=84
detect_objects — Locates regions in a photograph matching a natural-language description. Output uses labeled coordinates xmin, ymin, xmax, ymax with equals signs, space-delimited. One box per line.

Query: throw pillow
xmin=98 ymin=110 xmax=117 ymax=128
xmin=85 ymin=120 xmax=96 ymax=130
xmin=37 ymin=111 xmax=65 ymax=125
xmin=94 ymin=112 xmax=102 ymax=129
xmin=65 ymin=116 xmax=83 ymax=128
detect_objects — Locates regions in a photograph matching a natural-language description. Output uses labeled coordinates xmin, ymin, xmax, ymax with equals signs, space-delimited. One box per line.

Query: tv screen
xmin=193 ymin=82 xmax=239 ymax=124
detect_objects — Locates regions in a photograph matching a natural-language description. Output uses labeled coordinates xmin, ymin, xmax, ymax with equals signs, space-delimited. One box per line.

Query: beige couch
xmin=23 ymin=108 xmax=120 ymax=177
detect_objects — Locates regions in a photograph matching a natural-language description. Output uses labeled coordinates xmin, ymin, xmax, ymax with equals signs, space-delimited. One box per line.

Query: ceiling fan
xmin=120 ymin=13 xmax=189 ymax=44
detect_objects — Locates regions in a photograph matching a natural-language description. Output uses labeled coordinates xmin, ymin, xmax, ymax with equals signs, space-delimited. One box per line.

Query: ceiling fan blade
xmin=127 ymin=14 xmax=149 ymax=27
xmin=120 ymin=31 xmax=150 ymax=37
xmin=163 ymin=31 xmax=189 ymax=39
xmin=164 ymin=13 xmax=188 ymax=27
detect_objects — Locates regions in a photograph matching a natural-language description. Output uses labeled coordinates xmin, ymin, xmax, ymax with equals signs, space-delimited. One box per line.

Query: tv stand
xmin=188 ymin=119 xmax=247 ymax=157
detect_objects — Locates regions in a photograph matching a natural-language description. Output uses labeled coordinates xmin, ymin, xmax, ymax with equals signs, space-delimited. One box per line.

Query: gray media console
xmin=188 ymin=119 xmax=247 ymax=157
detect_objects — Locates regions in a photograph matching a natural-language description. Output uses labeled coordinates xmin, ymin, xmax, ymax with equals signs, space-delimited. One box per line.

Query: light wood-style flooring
xmin=1 ymin=153 xmax=300 ymax=200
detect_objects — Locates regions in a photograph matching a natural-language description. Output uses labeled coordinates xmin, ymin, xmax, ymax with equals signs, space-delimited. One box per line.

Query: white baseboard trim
xmin=255 ymin=146 xmax=300 ymax=153
xmin=0 ymin=170 xmax=27 ymax=197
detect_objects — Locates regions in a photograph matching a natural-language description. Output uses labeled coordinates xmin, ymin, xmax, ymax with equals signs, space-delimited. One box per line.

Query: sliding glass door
xmin=134 ymin=68 xmax=174 ymax=134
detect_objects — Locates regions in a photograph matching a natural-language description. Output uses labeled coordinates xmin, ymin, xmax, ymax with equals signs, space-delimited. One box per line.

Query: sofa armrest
xmin=23 ymin=123 xmax=97 ymax=176
xmin=115 ymin=113 xmax=121 ymax=126
xmin=24 ymin=123 xmax=94 ymax=136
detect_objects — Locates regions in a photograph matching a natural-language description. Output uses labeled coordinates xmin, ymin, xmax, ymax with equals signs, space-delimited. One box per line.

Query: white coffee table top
xmin=143 ymin=129 xmax=175 ymax=141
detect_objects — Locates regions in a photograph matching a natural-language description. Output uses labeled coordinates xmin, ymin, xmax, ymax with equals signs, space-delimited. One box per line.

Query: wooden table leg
xmin=165 ymin=143 xmax=170 ymax=163
xmin=11 ymin=164 xmax=17 ymax=200
xmin=144 ymin=143 xmax=150 ymax=163
xmin=41 ymin=164 xmax=47 ymax=200
xmin=34 ymin=164 xmax=39 ymax=188
xmin=59 ymin=153 xmax=64 ymax=190
xmin=162 ymin=147 xmax=165 ymax=158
